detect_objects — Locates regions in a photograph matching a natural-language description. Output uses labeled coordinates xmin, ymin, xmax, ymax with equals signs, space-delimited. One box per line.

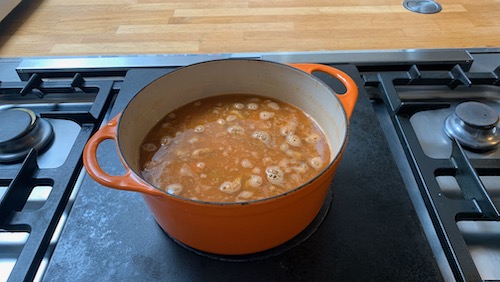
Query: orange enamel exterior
xmin=83 ymin=60 xmax=358 ymax=255
xmin=143 ymin=157 xmax=341 ymax=254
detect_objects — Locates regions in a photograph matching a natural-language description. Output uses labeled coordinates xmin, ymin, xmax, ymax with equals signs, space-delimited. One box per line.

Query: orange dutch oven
xmin=83 ymin=59 xmax=358 ymax=255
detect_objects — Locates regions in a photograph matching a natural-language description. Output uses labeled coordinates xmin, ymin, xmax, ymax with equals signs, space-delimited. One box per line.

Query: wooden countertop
xmin=0 ymin=0 xmax=499 ymax=57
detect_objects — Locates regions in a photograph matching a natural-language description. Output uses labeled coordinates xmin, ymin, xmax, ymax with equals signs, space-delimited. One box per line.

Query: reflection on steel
xmin=403 ymin=0 xmax=442 ymax=14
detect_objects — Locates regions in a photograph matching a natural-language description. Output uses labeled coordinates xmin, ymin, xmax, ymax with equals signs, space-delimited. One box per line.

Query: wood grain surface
xmin=0 ymin=0 xmax=499 ymax=57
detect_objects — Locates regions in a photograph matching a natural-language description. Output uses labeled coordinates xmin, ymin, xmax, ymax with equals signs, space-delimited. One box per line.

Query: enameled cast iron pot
xmin=83 ymin=59 xmax=358 ymax=255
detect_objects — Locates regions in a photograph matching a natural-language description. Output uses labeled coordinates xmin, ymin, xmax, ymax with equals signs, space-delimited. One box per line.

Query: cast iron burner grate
xmin=363 ymin=64 xmax=500 ymax=281
xmin=0 ymin=73 xmax=117 ymax=281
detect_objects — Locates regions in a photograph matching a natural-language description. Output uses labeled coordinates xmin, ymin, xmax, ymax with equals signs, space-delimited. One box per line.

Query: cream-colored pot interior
xmin=117 ymin=59 xmax=348 ymax=177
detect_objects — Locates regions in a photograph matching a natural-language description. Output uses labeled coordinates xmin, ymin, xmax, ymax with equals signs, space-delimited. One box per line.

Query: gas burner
xmin=0 ymin=108 xmax=54 ymax=163
xmin=444 ymin=101 xmax=500 ymax=151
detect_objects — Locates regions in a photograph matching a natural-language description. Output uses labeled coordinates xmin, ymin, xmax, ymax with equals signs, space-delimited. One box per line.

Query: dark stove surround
xmin=40 ymin=65 xmax=443 ymax=281
xmin=0 ymin=49 xmax=499 ymax=281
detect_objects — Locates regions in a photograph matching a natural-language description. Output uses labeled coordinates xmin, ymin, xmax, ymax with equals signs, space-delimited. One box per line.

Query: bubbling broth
xmin=139 ymin=94 xmax=330 ymax=203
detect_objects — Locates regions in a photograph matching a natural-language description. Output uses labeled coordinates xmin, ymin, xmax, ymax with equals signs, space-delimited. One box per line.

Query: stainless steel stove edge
xmin=8 ymin=48 xmax=494 ymax=80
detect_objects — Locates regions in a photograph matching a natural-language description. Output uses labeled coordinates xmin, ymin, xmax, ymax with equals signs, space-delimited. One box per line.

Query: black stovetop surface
xmin=42 ymin=65 xmax=443 ymax=281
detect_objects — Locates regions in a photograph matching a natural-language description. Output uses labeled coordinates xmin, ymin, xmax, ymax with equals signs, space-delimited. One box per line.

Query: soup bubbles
xmin=139 ymin=94 xmax=330 ymax=203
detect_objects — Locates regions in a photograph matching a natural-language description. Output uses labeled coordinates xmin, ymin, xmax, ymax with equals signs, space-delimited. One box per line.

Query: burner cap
xmin=0 ymin=108 xmax=36 ymax=143
xmin=0 ymin=108 xmax=54 ymax=163
xmin=455 ymin=101 xmax=499 ymax=129
xmin=444 ymin=101 xmax=500 ymax=151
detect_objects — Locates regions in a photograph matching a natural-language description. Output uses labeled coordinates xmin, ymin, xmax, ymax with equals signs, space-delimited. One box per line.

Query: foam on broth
xmin=139 ymin=94 xmax=330 ymax=203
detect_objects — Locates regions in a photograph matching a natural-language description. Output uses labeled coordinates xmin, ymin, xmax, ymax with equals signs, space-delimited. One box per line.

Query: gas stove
xmin=0 ymin=71 xmax=117 ymax=281
xmin=363 ymin=54 xmax=500 ymax=281
xmin=0 ymin=49 xmax=499 ymax=281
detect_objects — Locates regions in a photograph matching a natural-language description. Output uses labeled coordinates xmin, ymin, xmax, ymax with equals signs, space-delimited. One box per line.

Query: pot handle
xmin=290 ymin=64 xmax=358 ymax=120
xmin=83 ymin=114 xmax=165 ymax=197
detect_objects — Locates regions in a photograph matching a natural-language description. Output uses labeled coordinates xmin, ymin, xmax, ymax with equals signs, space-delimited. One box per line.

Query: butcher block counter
xmin=0 ymin=0 xmax=499 ymax=57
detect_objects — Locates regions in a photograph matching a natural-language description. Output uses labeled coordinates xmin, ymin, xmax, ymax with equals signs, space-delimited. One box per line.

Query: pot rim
xmin=117 ymin=59 xmax=351 ymax=206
